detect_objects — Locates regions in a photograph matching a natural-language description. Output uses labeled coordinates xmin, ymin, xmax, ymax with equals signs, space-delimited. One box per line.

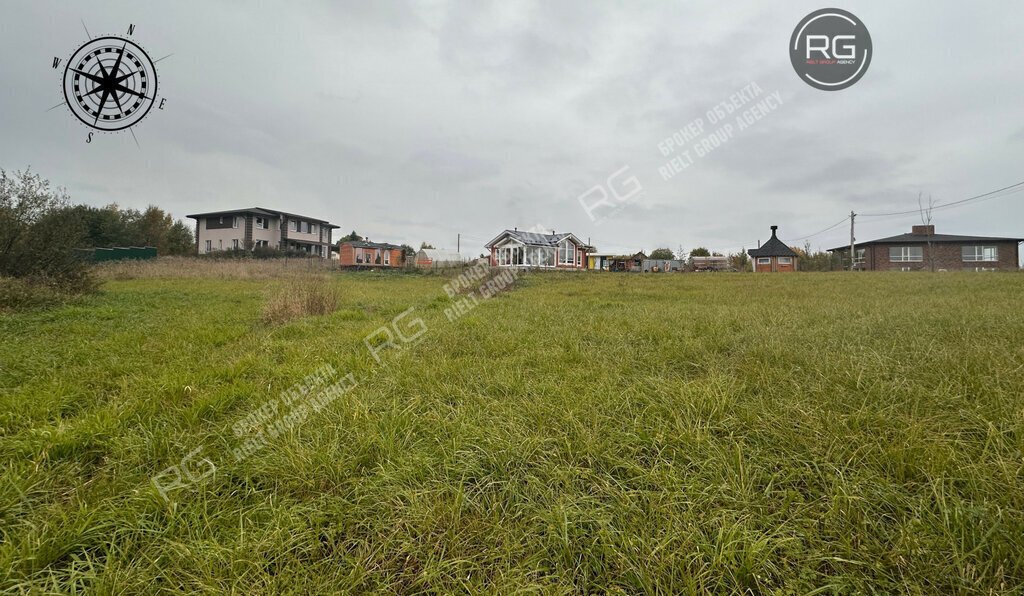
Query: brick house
xmin=337 ymin=240 xmax=406 ymax=267
xmin=485 ymin=229 xmax=591 ymax=268
xmin=747 ymin=225 xmax=798 ymax=272
xmin=828 ymin=225 xmax=1022 ymax=271
xmin=187 ymin=207 xmax=338 ymax=257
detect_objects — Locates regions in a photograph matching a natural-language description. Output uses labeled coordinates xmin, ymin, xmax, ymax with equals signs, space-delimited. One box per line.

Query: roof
xmin=828 ymin=232 xmax=1024 ymax=251
xmin=747 ymin=226 xmax=798 ymax=258
xmin=485 ymin=229 xmax=589 ymax=249
xmin=416 ymin=248 xmax=465 ymax=262
xmin=343 ymin=240 xmax=404 ymax=250
xmin=186 ymin=207 xmax=339 ymax=228
xmin=609 ymin=252 xmax=647 ymax=260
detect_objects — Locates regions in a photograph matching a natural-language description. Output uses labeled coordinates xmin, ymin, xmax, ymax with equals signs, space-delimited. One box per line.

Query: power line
xmin=782 ymin=215 xmax=851 ymax=243
xmin=859 ymin=180 xmax=1024 ymax=218
xmin=722 ymin=179 xmax=1024 ymax=253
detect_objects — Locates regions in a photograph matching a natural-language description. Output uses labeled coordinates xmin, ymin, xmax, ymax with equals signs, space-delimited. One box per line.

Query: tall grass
xmin=261 ymin=277 xmax=340 ymax=324
xmin=95 ymin=255 xmax=338 ymax=281
xmin=0 ymin=271 xmax=1022 ymax=593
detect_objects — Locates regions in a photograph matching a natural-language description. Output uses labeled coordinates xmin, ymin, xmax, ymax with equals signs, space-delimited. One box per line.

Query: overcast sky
xmin=2 ymin=1 xmax=1022 ymax=257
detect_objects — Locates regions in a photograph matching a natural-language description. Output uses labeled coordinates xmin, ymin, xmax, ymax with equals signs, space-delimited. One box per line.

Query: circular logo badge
xmin=790 ymin=8 xmax=871 ymax=91
xmin=62 ymin=36 xmax=158 ymax=131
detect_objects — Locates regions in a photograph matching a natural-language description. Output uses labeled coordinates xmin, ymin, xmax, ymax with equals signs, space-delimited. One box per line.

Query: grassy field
xmin=1 ymin=266 xmax=1023 ymax=593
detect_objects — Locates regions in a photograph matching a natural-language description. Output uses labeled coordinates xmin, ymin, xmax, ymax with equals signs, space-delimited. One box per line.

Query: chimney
xmin=911 ymin=225 xmax=935 ymax=236
xmin=770 ymin=225 xmax=778 ymax=237
xmin=514 ymin=226 xmax=517 ymax=231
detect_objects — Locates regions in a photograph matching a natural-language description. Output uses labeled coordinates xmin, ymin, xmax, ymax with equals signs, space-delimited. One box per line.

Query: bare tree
xmin=918 ymin=192 xmax=935 ymax=272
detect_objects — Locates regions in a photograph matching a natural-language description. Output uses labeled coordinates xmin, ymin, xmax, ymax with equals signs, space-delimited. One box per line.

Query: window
xmin=383 ymin=250 xmax=390 ymax=265
xmin=232 ymin=239 xmax=239 ymax=249
xmin=310 ymin=223 xmax=317 ymax=235
xmin=757 ymin=257 xmax=770 ymax=265
xmin=778 ymin=257 xmax=792 ymax=265
xmin=255 ymin=217 xmax=268 ymax=229
xmin=889 ymin=246 xmax=923 ymax=262
xmin=962 ymin=246 xmax=997 ymax=262
xmin=232 ymin=216 xmax=239 ymax=229
xmin=254 ymin=240 xmax=268 ymax=248
xmin=558 ymin=240 xmax=575 ymax=265
xmin=205 ymin=240 xmax=211 ymax=252
xmin=853 ymin=248 xmax=866 ymax=267
xmin=543 ymin=247 xmax=555 ymax=267
xmin=289 ymin=220 xmax=298 ymax=232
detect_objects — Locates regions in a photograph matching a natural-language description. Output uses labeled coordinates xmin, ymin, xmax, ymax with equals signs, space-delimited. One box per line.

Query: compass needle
xmin=70 ymin=68 xmax=106 ymax=85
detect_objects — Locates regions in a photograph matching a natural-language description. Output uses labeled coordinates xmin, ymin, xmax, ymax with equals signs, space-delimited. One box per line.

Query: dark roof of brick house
xmin=747 ymin=226 xmax=798 ymax=258
xmin=828 ymin=230 xmax=1024 ymax=251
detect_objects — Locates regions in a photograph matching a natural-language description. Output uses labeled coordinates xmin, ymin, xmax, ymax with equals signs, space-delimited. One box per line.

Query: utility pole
xmin=457 ymin=233 xmax=460 ymax=253
xmin=849 ymin=211 xmax=856 ymax=271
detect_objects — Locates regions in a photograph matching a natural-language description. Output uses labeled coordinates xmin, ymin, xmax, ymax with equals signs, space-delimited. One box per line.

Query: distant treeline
xmin=69 ymin=203 xmax=194 ymax=255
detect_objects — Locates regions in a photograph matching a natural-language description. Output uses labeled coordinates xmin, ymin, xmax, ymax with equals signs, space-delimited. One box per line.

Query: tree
xmin=0 ymin=168 xmax=93 ymax=292
xmin=649 ymin=247 xmax=674 ymax=260
xmin=689 ymin=247 xmax=710 ymax=257
xmin=919 ymin=192 xmax=936 ymax=272
xmin=792 ymin=241 xmax=837 ymax=272
xmin=420 ymin=242 xmax=435 ymax=250
xmin=68 ymin=203 xmax=194 ymax=255
xmin=400 ymin=244 xmax=415 ymax=259
xmin=338 ymin=230 xmax=362 ymax=243
xmin=730 ymin=249 xmax=749 ymax=271
xmin=167 ymin=220 xmax=195 ymax=255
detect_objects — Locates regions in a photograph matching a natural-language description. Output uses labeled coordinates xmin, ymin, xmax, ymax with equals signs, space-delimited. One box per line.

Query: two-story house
xmin=187 ymin=208 xmax=338 ymax=258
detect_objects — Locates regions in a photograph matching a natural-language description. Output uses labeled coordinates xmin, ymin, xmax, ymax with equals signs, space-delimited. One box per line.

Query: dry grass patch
xmin=96 ymin=256 xmax=337 ymax=281
xmin=261 ymin=277 xmax=340 ymax=324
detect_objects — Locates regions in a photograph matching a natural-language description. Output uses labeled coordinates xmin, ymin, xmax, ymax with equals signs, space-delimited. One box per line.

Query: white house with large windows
xmin=485 ymin=229 xmax=591 ymax=269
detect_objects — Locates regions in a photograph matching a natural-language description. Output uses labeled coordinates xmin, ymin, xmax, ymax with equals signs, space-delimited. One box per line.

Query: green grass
xmin=1 ymin=270 xmax=1022 ymax=593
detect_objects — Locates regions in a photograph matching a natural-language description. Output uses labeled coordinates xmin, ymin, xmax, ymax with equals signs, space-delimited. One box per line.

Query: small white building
xmin=415 ymin=248 xmax=466 ymax=269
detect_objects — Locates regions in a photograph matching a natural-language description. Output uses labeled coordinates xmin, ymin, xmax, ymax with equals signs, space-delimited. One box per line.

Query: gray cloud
xmin=1 ymin=0 xmax=1022 ymax=257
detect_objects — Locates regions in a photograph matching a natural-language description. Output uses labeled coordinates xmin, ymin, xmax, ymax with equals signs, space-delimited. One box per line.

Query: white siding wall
xmin=252 ymin=217 xmax=280 ymax=246
xmin=197 ymin=218 xmax=244 ymax=254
